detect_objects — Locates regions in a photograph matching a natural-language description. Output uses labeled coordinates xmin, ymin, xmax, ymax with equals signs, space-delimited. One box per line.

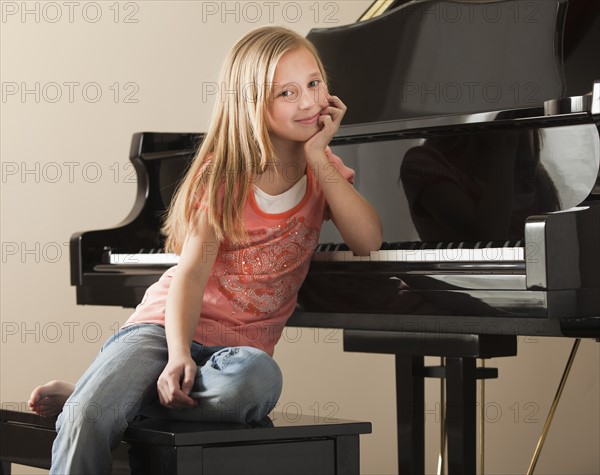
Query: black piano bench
xmin=0 ymin=409 xmax=371 ymax=475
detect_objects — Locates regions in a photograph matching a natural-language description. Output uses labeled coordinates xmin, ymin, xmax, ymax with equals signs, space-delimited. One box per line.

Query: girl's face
xmin=266 ymin=47 xmax=329 ymax=145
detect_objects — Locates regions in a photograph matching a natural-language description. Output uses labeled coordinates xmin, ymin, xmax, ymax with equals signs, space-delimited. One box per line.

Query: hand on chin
xmin=303 ymin=94 xmax=347 ymax=157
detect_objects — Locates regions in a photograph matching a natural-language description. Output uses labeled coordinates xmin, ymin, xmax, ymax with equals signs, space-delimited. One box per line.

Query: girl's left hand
xmin=304 ymin=94 xmax=347 ymax=155
xmin=157 ymin=354 xmax=199 ymax=409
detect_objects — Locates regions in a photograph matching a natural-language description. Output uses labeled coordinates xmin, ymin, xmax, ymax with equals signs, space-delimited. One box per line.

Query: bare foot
xmin=28 ymin=380 xmax=75 ymax=417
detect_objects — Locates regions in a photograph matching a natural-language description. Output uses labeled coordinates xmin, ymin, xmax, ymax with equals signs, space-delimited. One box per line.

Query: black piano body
xmin=70 ymin=0 xmax=600 ymax=339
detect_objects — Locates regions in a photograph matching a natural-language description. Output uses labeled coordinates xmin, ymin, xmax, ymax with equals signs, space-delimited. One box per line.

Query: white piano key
xmin=321 ymin=251 xmax=354 ymax=262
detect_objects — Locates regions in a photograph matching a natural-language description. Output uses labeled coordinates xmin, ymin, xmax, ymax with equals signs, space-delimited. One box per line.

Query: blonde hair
xmin=162 ymin=26 xmax=328 ymax=253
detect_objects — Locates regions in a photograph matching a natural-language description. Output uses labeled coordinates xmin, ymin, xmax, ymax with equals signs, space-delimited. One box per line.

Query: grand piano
xmin=70 ymin=0 xmax=600 ymax=473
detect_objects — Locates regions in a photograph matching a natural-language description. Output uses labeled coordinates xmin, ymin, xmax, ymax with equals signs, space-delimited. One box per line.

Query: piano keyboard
xmin=313 ymin=241 xmax=524 ymax=262
xmin=105 ymin=241 xmax=524 ymax=266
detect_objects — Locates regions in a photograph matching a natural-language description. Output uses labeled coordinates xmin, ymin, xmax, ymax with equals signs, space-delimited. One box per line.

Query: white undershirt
xmin=253 ymin=175 xmax=307 ymax=213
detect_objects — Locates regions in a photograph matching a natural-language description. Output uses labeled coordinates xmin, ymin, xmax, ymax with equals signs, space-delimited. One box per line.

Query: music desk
xmin=0 ymin=409 xmax=370 ymax=474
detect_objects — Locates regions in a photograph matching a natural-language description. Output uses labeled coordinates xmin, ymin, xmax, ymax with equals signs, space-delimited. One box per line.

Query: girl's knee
xmin=235 ymin=347 xmax=283 ymax=393
xmin=237 ymin=348 xmax=282 ymax=421
xmin=208 ymin=346 xmax=282 ymax=422
xmin=212 ymin=347 xmax=281 ymax=383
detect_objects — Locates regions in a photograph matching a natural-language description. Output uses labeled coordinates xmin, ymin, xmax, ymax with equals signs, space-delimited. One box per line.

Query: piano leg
xmin=344 ymin=331 xmax=517 ymax=475
xmin=396 ymin=355 xmax=425 ymax=474
xmin=395 ymin=355 xmax=478 ymax=474
xmin=446 ymin=357 xmax=477 ymax=475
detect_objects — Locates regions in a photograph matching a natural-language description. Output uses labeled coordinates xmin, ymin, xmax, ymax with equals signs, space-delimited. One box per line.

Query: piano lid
xmin=306 ymin=0 xmax=600 ymax=125
xmin=373 ymin=0 xmax=600 ymax=100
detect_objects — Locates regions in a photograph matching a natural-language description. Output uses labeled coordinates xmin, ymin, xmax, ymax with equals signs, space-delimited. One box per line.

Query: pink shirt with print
xmin=124 ymin=150 xmax=354 ymax=356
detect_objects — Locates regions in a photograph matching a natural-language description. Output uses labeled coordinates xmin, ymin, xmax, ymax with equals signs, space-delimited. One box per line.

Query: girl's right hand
xmin=304 ymin=94 xmax=347 ymax=157
xmin=157 ymin=354 xmax=198 ymax=409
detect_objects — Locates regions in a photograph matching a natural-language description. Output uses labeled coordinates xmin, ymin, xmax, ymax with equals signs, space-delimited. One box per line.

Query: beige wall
xmin=1 ymin=1 xmax=598 ymax=474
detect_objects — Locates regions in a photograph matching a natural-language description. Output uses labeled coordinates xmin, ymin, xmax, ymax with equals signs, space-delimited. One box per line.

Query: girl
xmin=28 ymin=26 xmax=382 ymax=473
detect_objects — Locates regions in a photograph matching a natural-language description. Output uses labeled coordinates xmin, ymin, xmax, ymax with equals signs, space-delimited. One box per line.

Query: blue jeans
xmin=50 ymin=324 xmax=283 ymax=474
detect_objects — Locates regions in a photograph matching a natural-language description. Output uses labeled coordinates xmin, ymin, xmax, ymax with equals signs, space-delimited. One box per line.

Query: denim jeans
xmin=50 ymin=324 xmax=283 ymax=474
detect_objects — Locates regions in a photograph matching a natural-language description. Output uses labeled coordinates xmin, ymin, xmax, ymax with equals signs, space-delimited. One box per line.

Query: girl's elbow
xmin=370 ymin=220 xmax=384 ymax=250
xmin=353 ymin=229 xmax=383 ymax=256
xmin=367 ymin=234 xmax=384 ymax=254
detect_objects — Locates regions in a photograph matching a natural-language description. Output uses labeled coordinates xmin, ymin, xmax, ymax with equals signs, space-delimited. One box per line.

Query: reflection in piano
xmin=399 ymin=130 xmax=561 ymax=242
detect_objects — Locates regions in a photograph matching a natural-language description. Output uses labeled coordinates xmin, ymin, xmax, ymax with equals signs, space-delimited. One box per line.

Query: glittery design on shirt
xmin=215 ymin=217 xmax=320 ymax=316
xmin=122 ymin=150 xmax=355 ymax=357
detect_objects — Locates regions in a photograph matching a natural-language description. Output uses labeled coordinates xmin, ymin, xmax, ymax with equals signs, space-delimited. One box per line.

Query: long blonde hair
xmin=162 ymin=26 xmax=328 ymax=253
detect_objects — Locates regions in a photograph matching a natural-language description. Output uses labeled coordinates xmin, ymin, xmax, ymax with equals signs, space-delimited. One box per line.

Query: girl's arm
xmin=305 ymin=94 xmax=383 ymax=256
xmin=157 ymin=213 xmax=219 ymax=409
